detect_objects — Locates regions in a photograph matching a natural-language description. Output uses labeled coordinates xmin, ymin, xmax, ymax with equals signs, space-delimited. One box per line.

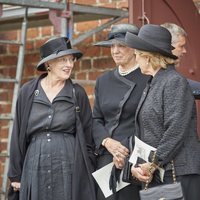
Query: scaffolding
xmin=0 ymin=0 xmax=128 ymax=199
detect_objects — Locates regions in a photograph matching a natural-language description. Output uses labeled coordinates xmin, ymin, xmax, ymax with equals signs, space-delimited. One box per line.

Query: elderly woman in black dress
xmin=8 ymin=37 xmax=96 ymax=200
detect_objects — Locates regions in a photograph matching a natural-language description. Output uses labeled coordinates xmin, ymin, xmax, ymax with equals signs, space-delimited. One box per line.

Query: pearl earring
xmin=47 ymin=66 xmax=51 ymax=71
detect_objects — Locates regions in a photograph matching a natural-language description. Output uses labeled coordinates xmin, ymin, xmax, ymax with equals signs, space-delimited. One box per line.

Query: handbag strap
xmin=72 ymin=86 xmax=80 ymax=113
xmin=144 ymin=153 xmax=177 ymax=190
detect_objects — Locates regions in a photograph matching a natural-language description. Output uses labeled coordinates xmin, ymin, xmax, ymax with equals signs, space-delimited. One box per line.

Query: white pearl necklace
xmin=118 ymin=64 xmax=139 ymax=76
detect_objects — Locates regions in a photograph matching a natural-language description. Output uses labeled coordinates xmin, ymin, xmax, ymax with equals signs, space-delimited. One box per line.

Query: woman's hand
xmin=139 ymin=162 xmax=156 ymax=176
xmin=131 ymin=164 xmax=151 ymax=183
xmin=113 ymin=156 xmax=126 ymax=169
xmin=11 ymin=182 xmax=21 ymax=192
xmin=104 ymin=138 xmax=129 ymax=162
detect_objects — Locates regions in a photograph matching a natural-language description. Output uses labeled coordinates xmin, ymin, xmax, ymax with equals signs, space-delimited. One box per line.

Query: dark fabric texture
xmin=20 ymin=133 xmax=75 ymax=200
xmin=134 ymin=65 xmax=200 ymax=174
xmin=134 ymin=65 xmax=200 ymax=199
xmin=187 ymin=78 xmax=200 ymax=99
xmin=93 ymin=68 xmax=150 ymax=149
xmin=141 ymin=172 xmax=200 ymax=200
xmin=7 ymin=73 xmax=96 ymax=200
xmin=125 ymin=24 xmax=177 ymax=59
xmin=139 ymin=182 xmax=184 ymax=200
xmin=92 ymin=68 xmax=150 ymax=200
xmin=7 ymin=186 xmax=19 ymax=200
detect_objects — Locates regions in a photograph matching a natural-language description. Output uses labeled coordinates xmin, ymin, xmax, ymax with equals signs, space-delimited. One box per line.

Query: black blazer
xmin=92 ymin=68 xmax=150 ymax=151
xmin=135 ymin=66 xmax=200 ymax=176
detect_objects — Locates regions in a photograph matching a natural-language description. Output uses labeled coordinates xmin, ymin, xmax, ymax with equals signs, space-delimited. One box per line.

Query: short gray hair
xmin=161 ymin=23 xmax=187 ymax=44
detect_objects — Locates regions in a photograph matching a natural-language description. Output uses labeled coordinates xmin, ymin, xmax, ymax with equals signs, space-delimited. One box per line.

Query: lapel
xmin=135 ymin=78 xmax=152 ymax=138
xmin=108 ymin=69 xmax=136 ymax=136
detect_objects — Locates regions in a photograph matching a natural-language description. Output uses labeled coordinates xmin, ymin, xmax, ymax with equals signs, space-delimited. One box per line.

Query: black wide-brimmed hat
xmin=125 ymin=24 xmax=177 ymax=59
xmin=94 ymin=23 xmax=139 ymax=47
xmin=37 ymin=37 xmax=83 ymax=71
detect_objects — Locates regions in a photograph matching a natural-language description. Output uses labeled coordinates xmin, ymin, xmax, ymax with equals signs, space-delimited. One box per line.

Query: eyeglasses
xmin=56 ymin=56 xmax=76 ymax=64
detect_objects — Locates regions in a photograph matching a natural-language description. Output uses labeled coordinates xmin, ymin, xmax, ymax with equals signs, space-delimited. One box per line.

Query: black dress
xmin=8 ymin=74 xmax=96 ymax=200
xmin=20 ymin=81 xmax=76 ymax=200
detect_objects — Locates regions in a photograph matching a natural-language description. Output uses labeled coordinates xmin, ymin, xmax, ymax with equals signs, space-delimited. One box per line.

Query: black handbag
xmin=122 ymin=136 xmax=143 ymax=185
xmin=139 ymin=182 xmax=183 ymax=200
xmin=139 ymin=160 xmax=184 ymax=200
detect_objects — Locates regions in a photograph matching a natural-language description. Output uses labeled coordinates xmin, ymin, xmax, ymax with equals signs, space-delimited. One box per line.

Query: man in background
xmin=161 ymin=23 xmax=200 ymax=99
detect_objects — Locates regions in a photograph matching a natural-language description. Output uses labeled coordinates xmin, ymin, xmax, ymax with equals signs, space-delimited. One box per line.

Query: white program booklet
xmin=129 ymin=136 xmax=165 ymax=182
xmin=92 ymin=162 xmax=130 ymax=198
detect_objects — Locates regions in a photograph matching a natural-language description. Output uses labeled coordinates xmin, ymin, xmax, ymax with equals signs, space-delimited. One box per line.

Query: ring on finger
xmin=115 ymin=152 xmax=120 ymax=157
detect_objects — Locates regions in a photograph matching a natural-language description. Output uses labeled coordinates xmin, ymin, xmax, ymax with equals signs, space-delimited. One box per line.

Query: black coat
xmin=93 ymin=68 xmax=150 ymax=151
xmin=8 ymin=73 xmax=96 ymax=200
xmin=92 ymin=68 xmax=150 ymax=200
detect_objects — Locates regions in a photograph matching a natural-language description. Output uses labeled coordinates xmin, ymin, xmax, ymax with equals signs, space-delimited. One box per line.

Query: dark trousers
xmin=97 ymin=183 xmax=141 ymax=200
xmin=177 ymin=174 xmax=200 ymax=200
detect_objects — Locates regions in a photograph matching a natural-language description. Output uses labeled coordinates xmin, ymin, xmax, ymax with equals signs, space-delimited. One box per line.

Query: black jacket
xmin=93 ymin=68 xmax=150 ymax=151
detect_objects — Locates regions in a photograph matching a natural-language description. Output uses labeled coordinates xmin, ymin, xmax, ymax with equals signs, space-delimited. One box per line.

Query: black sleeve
xmin=92 ymin=78 xmax=110 ymax=149
xmin=73 ymin=83 xmax=96 ymax=168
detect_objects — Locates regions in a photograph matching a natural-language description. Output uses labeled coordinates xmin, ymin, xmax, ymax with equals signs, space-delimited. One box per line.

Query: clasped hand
xmin=131 ymin=162 xmax=156 ymax=183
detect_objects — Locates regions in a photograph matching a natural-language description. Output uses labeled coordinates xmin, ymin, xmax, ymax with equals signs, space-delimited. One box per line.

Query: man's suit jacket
xmin=188 ymin=79 xmax=200 ymax=100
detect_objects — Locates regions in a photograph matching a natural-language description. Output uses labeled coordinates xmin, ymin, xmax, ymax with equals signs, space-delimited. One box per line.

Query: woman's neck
xmin=44 ymin=74 xmax=65 ymax=88
xmin=41 ymin=75 xmax=66 ymax=103
xmin=118 ymin=62 xmax=139 ymax=76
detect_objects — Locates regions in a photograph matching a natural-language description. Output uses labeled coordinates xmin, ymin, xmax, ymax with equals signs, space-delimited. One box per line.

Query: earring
xmin=47 ymin=66 xmax=51 ymax=71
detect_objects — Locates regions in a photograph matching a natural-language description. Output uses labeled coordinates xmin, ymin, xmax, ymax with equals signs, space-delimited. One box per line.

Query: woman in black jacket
xmin=126 ymin=24 xmax=200 ymax=200
xmin=92 ymin=24 xmax=150 ymax=200
xmin=8 ymin=37 xmax=96 ymax=200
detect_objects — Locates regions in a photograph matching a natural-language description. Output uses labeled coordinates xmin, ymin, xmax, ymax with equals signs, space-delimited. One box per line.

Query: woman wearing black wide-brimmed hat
xmin=8 ymin=37 xmax=96 ymax=200
xmin=92 ymin=23 xmax=151 ymax=200
xmin=126 ymin=24 xmax=200 ymax=200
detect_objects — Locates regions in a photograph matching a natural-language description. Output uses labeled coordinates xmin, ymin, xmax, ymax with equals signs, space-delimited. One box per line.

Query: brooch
xmin=34 ymin=90 xmax=40 ymax=96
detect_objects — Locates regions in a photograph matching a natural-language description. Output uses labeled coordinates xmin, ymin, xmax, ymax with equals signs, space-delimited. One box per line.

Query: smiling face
xmin=47 ymin=54 xmax=75 ymax=80
xmin=111 ymin=41 xmax=135 ymax=68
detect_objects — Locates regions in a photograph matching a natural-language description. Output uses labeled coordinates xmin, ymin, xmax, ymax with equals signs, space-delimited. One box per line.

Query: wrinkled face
xmin=172 ymin=35 xmax=186 ymax=67
xmin=47 ymin=54 xmax=75 ymax=80
xmin=111 ymin=42 xmax=135 ymax=67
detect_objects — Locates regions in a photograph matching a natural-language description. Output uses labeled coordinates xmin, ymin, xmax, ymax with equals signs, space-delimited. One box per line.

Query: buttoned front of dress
xmin=20 ymin=80 xmax=76 ymax=200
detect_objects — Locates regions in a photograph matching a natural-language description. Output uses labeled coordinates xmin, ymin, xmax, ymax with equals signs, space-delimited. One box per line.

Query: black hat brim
xmin=125 ymin=32 xmax=177 ymax=59
xmin=93 ymin=38 xmax=126 ymax=47
xmin=37 ymin=49 xmax=83 ymax=71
